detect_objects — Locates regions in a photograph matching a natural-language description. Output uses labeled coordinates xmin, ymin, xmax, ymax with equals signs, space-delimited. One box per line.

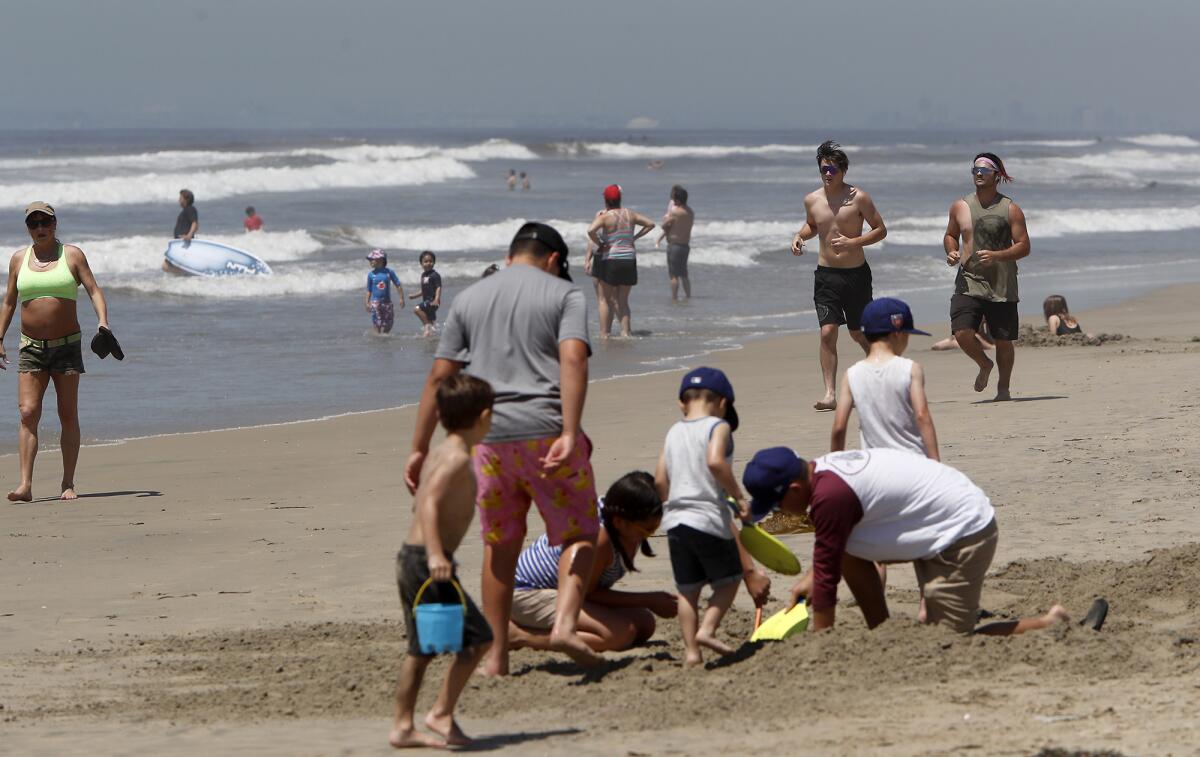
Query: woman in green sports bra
xmin=0 ymin=201 xmax=111 ymax=502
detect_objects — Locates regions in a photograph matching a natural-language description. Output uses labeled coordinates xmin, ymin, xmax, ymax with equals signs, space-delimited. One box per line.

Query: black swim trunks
xmin=416 ymin=300 xmax=439 ymax=322
xmin=396 ymin=544 xmax=492 ymax=657
xmin=667 ymin=243 xmax=690 ymax=279
xmin=813 ymin=263 xmax=873 ymax=330
xmin=601 ymin=258 xmax=638 ymax=287
xmin=950 ymin=294 xmax=1019 ymax=341
xmin=666 ymin=524 xmax=743 ymax=593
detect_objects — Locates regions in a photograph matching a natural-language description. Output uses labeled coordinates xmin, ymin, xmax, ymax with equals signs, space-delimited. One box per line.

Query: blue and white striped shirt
xmin=514 ymin=532 xmax=626 ymax=591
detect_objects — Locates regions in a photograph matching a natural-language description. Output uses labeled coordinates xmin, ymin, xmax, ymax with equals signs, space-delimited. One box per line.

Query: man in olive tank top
xmin=943 ymin=153 xmax=1030 ymax=401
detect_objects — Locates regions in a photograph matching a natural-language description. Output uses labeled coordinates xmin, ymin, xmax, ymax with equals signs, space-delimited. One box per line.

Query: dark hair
xmin=519 ymin=172 xmax=526 ymax=178
xmin=601 ymin=471 xmax=662 ymax=571
xmin=670 ymin=185 xmax=688 ymax=205
xmin=436 ymin=374 xmax=494 ymax=432
xmin=419 ymin=250 xmax=436 ymax=264
xmin=245 ymin=206 xmax=255 ymax=216
xmin=604 ymin=196 xmax=621 ymax=210
xmin=179 ymin=189 xmax=195 ymax=206
xmin=1043 ymin=294 xmax=1070 ymax=320
xmin=816 ymin=140 xmax=849 ymax=173
xmin=680 ymin=387 xmax=723 ymax=405
xmin=974 ymin=152 xmax=1013 ymax=183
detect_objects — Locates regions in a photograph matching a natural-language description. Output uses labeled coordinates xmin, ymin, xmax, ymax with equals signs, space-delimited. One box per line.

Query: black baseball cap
xmin=743 ymin=447 xmax=808 ymax=522
xmin=510 ymin=221 xmax=571 ymax=282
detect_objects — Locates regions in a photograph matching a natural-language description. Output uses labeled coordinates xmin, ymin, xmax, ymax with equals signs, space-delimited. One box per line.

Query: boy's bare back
xmin=406 ymin=441 xmax=477 ymax=554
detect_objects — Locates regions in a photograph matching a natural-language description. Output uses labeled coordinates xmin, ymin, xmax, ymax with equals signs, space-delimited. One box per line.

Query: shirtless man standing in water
xmin=791 ymin=141 xmax=887 ymax=411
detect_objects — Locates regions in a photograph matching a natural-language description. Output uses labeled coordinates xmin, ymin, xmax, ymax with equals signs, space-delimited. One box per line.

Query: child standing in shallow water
xmin=390 ymin=374 xmax=494 ymax=749
xmin=409 ymin=251 xmax=442 ymax=337
xmin=655 ymin=367 xmax=757 ymax=666
xmin=364 ymin=249 xmax=404 ymax=334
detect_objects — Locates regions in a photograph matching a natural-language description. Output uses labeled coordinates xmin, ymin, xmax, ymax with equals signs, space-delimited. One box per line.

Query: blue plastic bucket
xmin=413 ymin=578 xmax=466 ymax=654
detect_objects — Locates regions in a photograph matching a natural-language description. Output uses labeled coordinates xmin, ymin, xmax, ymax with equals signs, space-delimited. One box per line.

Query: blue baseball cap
xmin=860 ymin=297 xmax=931 ymax=336
xmin=679 ymin=366 xmax=738 ymax=431
xmin=743 ymin=447 xmax=807 ymax=522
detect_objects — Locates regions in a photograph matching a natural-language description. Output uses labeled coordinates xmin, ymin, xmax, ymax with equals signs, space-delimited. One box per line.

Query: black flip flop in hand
xmin=90 ymin=326 xmax=125 ymax=361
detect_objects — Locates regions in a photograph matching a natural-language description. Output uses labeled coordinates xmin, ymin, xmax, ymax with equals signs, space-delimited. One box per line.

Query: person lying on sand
xmin=743 ymin=447 xmax=1106 ymax=635
xmin=509 ymin=472 xmax=678 ymax=656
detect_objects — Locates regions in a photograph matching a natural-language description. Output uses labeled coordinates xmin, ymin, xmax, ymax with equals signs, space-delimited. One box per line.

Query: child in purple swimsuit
xmin=364 ymin=249 xmax=405 ymax=334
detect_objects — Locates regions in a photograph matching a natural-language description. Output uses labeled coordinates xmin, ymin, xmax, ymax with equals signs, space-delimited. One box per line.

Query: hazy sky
xmin=4 ymin=0 xmax=1198 ymax=132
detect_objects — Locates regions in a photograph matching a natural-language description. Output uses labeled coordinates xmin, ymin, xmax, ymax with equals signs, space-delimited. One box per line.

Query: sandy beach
xmin=2 ymin=283 xmax=1199 ymax=756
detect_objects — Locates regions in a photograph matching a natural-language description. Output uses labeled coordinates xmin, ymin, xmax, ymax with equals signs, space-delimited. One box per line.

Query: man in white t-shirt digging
xmin=743 ymin=447 xmax=1106 ymax=634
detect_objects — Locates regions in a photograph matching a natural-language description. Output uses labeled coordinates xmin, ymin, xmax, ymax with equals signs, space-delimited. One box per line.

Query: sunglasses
xmin=26 ymin=217 xmax=55 ymax=229
xmin=820 ymin=165 xmax=840 ymax=176
xmin=972 ymin=166 xmax=997 ymax=176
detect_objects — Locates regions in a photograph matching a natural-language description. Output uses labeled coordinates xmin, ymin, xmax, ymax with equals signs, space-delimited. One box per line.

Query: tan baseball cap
xmin=24 ymin=201 xmax=56 ymax=219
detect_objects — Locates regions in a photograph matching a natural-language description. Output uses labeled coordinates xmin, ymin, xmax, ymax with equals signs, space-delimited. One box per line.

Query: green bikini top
xmin=17 ymin=245 xmax=78 ymax=303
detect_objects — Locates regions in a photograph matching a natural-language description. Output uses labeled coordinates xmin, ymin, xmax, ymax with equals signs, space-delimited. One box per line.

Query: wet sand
xmin=2 ymin=284 xmax=1199 ymax=756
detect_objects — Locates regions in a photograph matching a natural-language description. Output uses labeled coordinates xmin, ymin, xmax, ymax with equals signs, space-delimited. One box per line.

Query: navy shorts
xmin=667 ymin=524 xmax=742 ymax=593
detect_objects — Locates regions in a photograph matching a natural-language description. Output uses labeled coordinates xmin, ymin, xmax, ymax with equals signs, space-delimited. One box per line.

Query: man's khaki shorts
xmin=913 ymin=519 xmax=998 ymax=633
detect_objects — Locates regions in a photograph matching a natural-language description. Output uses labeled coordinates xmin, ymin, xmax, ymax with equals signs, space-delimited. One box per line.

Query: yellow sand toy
xmin=739 ymin=522 xmax=802 ymax=575
xmin=750 ymin=603 xmax=810 ymax=642
xmin=728 ymin=497 xmax=803 ymax=575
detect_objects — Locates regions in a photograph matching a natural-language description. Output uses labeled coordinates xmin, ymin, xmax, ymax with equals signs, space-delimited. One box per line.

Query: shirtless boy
xmin=391 ymin=374 xmax=495 ymax=749
xmin=791 ymin=141 xmax=887 ymax=411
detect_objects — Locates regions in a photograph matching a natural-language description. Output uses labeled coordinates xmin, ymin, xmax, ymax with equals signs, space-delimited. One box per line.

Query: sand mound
xmin=8 ymin=544 xmax=1198 ymax=739
xmin=1016 ymin=324 xmax=1128 ymax=347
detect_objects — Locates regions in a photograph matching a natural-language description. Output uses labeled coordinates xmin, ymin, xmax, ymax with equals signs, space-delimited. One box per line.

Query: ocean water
xmin=2 ymin=127 xmax=1199 ymax=452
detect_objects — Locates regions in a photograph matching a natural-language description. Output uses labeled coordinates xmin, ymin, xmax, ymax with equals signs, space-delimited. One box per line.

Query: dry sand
xmin=3 ymin=284 xmax=1200 ymax=756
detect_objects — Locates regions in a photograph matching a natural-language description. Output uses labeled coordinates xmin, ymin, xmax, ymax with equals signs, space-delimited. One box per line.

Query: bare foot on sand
xmin=684 ymin=651 xmax=704 ymax=667
xmin=425 ymin=711 xmax=472 ymax=748
xmin=993 ymin=388 xmax=1012 ymax=402
xmin=388 ymin=725 xmax=445 ymax=749
xmin=506 ymin=622 xmax=532 ymax=651
xmin=549 ymin=630 xmax=603 ymax=667
xmin=813 ymin=395 xmax=837 ymax=412
xmin=1044 ymin=604 xmax=1070 ymax=625
xmin=7 ymin=486 xmax=32 ymax=502
xmin=60 ymin=483 xmax=78 ymax=501
xmin=478 ymin=652 xmax=509 ymax=678
xmin=695 ymin=631 xmax=734 ymax=656
xmin=974 ymin=359 xmax=994 ymax=392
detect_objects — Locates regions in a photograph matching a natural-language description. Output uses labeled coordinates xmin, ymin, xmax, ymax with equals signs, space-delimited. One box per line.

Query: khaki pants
xmin=913 ymin=519 xmax=998 ymax=633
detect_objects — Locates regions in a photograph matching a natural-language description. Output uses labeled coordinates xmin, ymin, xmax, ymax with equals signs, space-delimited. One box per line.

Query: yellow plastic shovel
xmin=750 ymin=602 xmax=810 ymax=642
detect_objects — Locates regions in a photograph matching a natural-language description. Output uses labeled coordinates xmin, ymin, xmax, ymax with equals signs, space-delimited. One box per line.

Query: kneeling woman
xmin=509 ymin=471 xmax=678 ymax=653
xmin=1 ymin=202 xmax=110 ymax=501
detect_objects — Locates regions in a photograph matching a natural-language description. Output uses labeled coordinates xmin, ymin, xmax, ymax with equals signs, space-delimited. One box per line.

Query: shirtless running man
xmin=791 ymin=141 xmax=887 ymax=411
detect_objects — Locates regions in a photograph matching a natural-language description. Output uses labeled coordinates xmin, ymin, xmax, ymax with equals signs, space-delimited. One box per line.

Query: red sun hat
xmin=603 ymin=184 xmax=622 ymax=202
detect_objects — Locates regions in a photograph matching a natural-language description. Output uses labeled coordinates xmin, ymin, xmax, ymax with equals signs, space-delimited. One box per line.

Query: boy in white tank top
xmin=654 ymin=367 xmax=768 ymax=666
xmin=831 ymin=297 xmax=940 ymax=460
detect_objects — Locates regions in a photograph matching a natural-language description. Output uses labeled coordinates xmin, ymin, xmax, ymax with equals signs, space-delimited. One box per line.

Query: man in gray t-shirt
xmin=406 ymin=222 xmax=602 ymax=676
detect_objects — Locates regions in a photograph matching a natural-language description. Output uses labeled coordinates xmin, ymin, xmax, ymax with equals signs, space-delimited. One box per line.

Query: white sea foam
xmin=0 ymin=155 xmax=476 ymax=209
xmin=997 ymin=139 xmax=1099 ymax=148
xmin=0 ymin=139 xmax=534 ymax=175
xmin=881 ymin=204 xmax=1200 ymax=247
xmin=1119 ymin=134 xmax=1200 ymax=148
xmin=552 ymin=141 xmax=813 ymax=159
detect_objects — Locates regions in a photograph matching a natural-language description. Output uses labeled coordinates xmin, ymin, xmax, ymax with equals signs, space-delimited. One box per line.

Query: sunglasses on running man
xmin=820 ymin=165 xmax=840 ymax=176
xmin=972 ymin=166 xmax=997 ymax=176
